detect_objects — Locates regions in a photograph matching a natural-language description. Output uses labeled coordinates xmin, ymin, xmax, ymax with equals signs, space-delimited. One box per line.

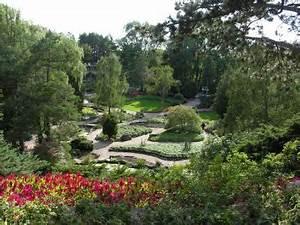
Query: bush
xmin=166 ymin=105 xmax=201 ymax=132
xmin=116 ymin=125 xmax=152 ymax=141
xmin=173 ymin=93 xmax=185 ymax=102
xmin=181 ymin=81 xmax=198 ymax=98
xmin=198 ymin=94 xmax=214 ymax=108
xmin=102 ymin=114 xmax=118 ymax=139
xmin=70 ymin=137 xmax=93 ymax=157
xmin=0 ymin=134 xmax=49 ymax=175
xmin=229 ymin=114 xmax=300 ymax=160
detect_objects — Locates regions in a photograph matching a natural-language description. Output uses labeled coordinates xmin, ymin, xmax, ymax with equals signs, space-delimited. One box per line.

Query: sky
xmin=0 ymin=0 xmax=177 ymax=38
xmin=0 ymin=0 xmax=298 ymax=42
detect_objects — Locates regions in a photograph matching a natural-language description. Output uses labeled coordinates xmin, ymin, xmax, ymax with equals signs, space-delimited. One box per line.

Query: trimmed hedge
xmin=110 ymin=142 xmax=203 ymax=160
xmin=149 ymin=130 xmax=204 ymax=142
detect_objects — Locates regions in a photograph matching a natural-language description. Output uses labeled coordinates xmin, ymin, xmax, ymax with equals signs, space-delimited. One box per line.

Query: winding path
xmin=78 ymin=97 xmax=203 ymax=167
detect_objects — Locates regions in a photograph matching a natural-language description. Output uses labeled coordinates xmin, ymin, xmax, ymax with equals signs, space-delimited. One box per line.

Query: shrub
xmin=102 ymin=114 xmax=118 ymax=139
xmin=81 ymin=107 xmax=97 ymax=116
xmin=181 ymin=81 xmax=198 ymax=98
xmin=0 ymin=134 xmax=49 ymax=175
xmin=70 ymin=137 xmax=93 ymax=157
xmin=173 ymin=93 xmax=185 ymax=102
xmin=116 ymin=125 xmax=152 ymax=141
xmin=166 ymin=105 xmax=201 ymax=132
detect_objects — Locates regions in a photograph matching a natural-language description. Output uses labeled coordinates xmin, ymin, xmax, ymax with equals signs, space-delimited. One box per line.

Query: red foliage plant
xmin=0 ymin=173 xmax=165 ymax=207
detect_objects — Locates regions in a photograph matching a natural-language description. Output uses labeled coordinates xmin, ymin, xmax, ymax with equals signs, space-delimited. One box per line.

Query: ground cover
xmin=110 ymin=142 xmax=203 ymax=159
xmin=149 ymin=129 xmax=203 ymax=142
xmin=97 ymin=125 xmax=152 ymax=141
xmin=199 ymin=111 xmax=220 ymax=121
xmin=123 ymin=95 xmax=182 ymax=112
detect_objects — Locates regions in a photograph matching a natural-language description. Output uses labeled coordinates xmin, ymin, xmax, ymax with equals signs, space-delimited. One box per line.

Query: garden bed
xmin=97 ymin=125 xmax=152 ymax=142
xmin=123 ymin=95 xmax=183 ymax=112
xmin=148 ymin=130 xmax=204 ymax=142
xmin=110 ymin=142 xmax=203 ymax=160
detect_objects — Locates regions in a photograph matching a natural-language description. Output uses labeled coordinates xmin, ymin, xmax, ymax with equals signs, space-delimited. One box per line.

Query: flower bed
xmin=0 ymin=173 xmax=164 ymax=207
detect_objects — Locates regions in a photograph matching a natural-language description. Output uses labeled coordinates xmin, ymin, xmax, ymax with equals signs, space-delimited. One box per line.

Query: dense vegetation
xmin=0 ymin=1 xmax=299 ymax=224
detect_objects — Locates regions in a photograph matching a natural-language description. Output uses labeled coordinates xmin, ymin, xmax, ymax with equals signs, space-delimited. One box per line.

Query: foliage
xmin=173 ymin=93 xmax=185 ymax=102
xmin=220 ymin=48 xmax=300 ymax=132
xmin=199 ymin=111 xmax=220 ymax=121
xmin=70 ymin=137 xmax=93 ymax=157
xmin=0 ymin=134 xmax=49 ymax=176
xmin=82 ymin=107 xmax=97 ymax=117
xmin=166 ymin=105 xmax=201 ymax=132
xmin=145 ymin=65 xmax=176 ymax=101
xmin=0 ymin=173 xmax=165 ymax=207
xmin=98 ymin=125 xmax=151 ymax=142
xmin=229 ymin=114 xmax=300 ymax=160
xmin=79 ymin=33 xmax=116 ymax=65
xmin=123 ymin=95 xmax=181 ymax=112
xmin=96 ymin=53 xmax=128 ymax=111
xmin=185 ymin=151 xmax=299 ymax=225
xmin=116 ymin=125 xmax=152 ymax=141
xmin=181 ymin=80 xmax=198 ymax=98
xmin=102 ymin=114 xmax=118 ymax=139
xmin=111 ymin=142 xmax=203 ymax=159
xmin=149 ymin=130 xmax=203 ymax=143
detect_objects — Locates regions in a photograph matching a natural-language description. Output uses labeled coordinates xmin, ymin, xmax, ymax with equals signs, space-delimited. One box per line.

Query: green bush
xmin=102 ymin=114 xmax=118 ymax=139
xmin=70 ymin=137 xmax=93 ymax=157
xmin=229 ymin=114 xmax=300 ymax=160
xmin=116 ymin=125 xmax=152 ymax=141
xmin=166 ymin=105 xmax=201 ymax=132
xmin=174 ymin=93 xmax=185 ymax=102
xmin=0 ymin=134 xmax=49 ymax=175
xmin=181 ymin=81 xmax=198 ymax=98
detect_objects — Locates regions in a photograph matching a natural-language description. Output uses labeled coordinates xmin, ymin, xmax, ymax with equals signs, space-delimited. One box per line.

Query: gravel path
xmin=87 ymin=98 xmax=204 ymax=167
xmin=91 ymin=128 xmax=190 ymax=167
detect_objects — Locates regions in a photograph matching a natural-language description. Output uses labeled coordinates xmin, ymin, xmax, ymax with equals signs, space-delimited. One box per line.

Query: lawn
xmin=123 ymin=95 xmax=182 ymax=112
xmin=199 ymin=111 xmax=220 ymax=121
xmin=110 ymin=142 xmax=203 ymax=159
xmin=149 ymin=130 xmax=204 ymax=142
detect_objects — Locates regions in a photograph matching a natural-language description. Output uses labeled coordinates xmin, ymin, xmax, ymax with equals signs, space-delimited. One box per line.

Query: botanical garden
xmin=0 ymin=1 xmax=299 ymax=224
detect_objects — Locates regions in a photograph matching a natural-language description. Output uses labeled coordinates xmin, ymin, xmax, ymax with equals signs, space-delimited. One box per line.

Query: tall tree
xmin=145 ymin=65 xmax=176 ymax=102
xmin=79 ymin=33 xmax=116 ymax=65
xmin=96 ymin=54 xmax=128 ymax=113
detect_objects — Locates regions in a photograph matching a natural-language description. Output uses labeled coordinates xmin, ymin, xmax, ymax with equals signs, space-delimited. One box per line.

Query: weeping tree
xmin=95 ymin=53 xmax=128 ymax=113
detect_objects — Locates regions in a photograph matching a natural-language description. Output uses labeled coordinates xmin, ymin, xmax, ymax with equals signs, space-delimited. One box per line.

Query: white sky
xmin=0 ymin=0 xmax=298 ymax=42
xmin=0 ymin=0 xmax=177 ymax=38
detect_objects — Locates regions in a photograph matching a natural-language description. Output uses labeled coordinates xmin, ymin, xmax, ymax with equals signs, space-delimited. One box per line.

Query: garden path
xmin=86 ymin=97 xmax=204 ymax=167
xmin=90 ymin=128 xmax=189 ymax=167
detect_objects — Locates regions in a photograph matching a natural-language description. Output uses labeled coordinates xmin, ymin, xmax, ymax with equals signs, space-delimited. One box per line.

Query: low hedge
xmin=110 ymin=143 xmax=203 ymax=160
xmin=97 ymin=125 xmax=152 ymax=142
xmin=149 ymin=130 xmax=204 ymax=142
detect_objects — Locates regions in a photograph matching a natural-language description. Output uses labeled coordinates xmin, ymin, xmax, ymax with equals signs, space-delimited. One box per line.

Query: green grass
xmin=110 ymin=142 xmax=203 ymax=159
xmin=82 ymin=107 xmax=97 ymax=116
xmin=149 ymin=130 xmax=204 ymax=142
xmin=123 ymin=95 xmax=182 ymax=112
xmin=199 ymin=111 xmax=220 ymax=121
xmin=97 ymin=125 xmax=152 ymax=141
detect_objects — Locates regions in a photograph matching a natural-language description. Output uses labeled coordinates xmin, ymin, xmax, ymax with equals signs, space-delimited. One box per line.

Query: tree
xmin=0 ymin=6 xmax=85 ymax=148
xmin=166 ymin=105 xmax=201 ymax=132
xmin=102 ymin=114 xmax=118 ymax=139
xmin=96 ymin=54 xmax=128 ymax=113
xmin=145 ymin=65 xmax=176 ymax=101
xmin=220 ymin=45 xmax=300 ymax=132
xmin=79 ymin=33 xmax=116 ymax=65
